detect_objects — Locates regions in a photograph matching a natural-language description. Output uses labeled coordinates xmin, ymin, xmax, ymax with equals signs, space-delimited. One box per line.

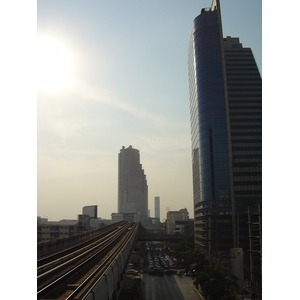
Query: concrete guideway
xmin=37 ymin=222 xmax=139 ymax=299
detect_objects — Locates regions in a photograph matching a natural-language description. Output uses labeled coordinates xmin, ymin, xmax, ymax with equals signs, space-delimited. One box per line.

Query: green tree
xmin=175 ymin=233 xmax=195 ymax=252
xmin=195 ymin=262 xmax=237 ymax=300
xmin=175 ymin=245 xmax=238 ymax=300
xmin=175 ymin=234 xmax=194 ymax=269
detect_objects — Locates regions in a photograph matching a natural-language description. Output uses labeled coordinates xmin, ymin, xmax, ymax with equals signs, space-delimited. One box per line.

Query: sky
xmin=36 ymin=0 xmax=262 ymax=222
xmin=2 ymin=1 xmax=300 ymax=298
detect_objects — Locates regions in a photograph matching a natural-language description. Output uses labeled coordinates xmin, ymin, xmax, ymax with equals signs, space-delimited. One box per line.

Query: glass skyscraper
xmin=188 ymin=0 xmax=261 ymax=280
xmin=118 ymin=145 xmax=148 ymax=218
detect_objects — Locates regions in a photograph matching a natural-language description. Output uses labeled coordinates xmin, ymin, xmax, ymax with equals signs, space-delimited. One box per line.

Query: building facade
xmin=82 ymin=205 xmax=98 ymax=219
xmin=188 ymin=0 xmax=261 ymax=281
xmin=118 ymin=145 xmax=148 ymax=218
xmin=154 ymin=196 xmax=160 ymax=221
xmin=37 ymin=221 xmax=78 ymax=242
xmin=111 ymin=213 xmax=124 ymax=223
xmin=174 ymin=219 xmax=195 ymax=235
xmin=166 ymin=209 xmax=189 ymax=235
xmin=89 ymin=218 xmax=112 ymax=228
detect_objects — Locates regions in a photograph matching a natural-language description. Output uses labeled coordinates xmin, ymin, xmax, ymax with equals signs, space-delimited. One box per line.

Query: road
xmin=143 ymin=273 xmax=204 ymax=300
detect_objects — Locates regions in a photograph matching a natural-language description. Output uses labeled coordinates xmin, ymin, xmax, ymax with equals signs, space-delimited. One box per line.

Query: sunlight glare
xmin=37 ymin=36 xmax=75 ymax=93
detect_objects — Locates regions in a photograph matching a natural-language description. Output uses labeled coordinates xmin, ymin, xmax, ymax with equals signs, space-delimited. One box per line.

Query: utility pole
xmin=247 ymin=205 xmax=262 ymax=299
xmin=247 ymin=207 xmax=253 ymax=284
xmin=237 ymin=212 xmax=239 ymax=248
xmin=208 ymin=213 xmax=211 ymax=263
xmin=258 ymin=204 xmax=262 ymax=274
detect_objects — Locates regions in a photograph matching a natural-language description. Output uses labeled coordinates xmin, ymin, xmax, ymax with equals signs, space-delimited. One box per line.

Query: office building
xmin=154 ymin=196 xmax=160 ymax=221
xmin=188 ymin=0 xmax=261 ymax=283
xmin=118 ymin=145 xmax=148 ymax=218
xmin=174 ymin=219 xmax=194 ymax=235
xmin=82 ymin=205 xmax=97 ymax=219
xmin=166 ymin=208 xmax=189 ymax=235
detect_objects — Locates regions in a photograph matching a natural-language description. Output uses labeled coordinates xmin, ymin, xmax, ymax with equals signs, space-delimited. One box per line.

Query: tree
xmin=175 ymin=245 xmax=238 ymax=300
xmin=175 ymin=234 xmax=196 ymax=270
xmin=195 ymin=261 xmax=237 ymax=300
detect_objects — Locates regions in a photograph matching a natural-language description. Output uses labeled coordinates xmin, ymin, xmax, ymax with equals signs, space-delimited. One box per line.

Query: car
xmin=126 ymin=269 xmax=139 ymax=275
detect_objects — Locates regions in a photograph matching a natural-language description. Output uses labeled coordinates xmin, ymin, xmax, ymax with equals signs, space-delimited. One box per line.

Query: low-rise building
xmin=111 ymin=213 xmax=124 ymax=223
xmin=174 ymin=219 xmax=194 ymax=235
xmin=90 ymin=218 xmax=112 ymax=228
xmin=37 ymin=221 xmax=78 ymax=243
xmin=166 ymin=209 xmax=189 ymax=235
xmin=82 ymin=205 xmax=98 ymax=219
xmin=37 ymin=216 xmax=48 ymax=223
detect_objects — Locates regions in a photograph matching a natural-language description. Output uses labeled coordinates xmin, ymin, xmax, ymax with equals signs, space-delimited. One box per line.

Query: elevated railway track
xmin=37 ymin=221 xmax=139 ymax=300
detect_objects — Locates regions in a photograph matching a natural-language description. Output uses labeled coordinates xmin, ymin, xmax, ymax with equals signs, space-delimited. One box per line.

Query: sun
xmin=37 ymin=35 xmax=75 ymax=93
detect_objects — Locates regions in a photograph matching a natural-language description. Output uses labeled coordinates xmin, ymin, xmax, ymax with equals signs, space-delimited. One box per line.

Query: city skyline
xmin=37 ymin=1 xmax=262 ymax=222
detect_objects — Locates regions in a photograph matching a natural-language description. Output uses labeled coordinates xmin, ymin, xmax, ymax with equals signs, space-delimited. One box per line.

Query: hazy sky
xmin=37 ymin=0 xmax=262 ymax=222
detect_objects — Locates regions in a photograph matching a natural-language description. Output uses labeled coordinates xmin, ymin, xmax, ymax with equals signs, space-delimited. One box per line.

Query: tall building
xmin=188 ymin=0 xmax=261 ymax=282
xmin=154 ymin=196 xmax=160 ymax=221
xmin=118 ymin=145 xmax=148 ymax=218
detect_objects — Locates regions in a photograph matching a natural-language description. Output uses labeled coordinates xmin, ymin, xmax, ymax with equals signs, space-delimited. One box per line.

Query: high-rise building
xmin=154 ymin=196 xmax=160 ymax=221
xmin=188 ymin=0 xmax=261 ymax=282
xmin=118 ymin=145 xmax=148 ymax=218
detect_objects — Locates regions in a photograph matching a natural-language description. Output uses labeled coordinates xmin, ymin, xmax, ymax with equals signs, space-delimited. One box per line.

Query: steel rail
xmin=37 ymin=221 xmax=126 ymax=266
xmin=37 ymin=227 xmax=124 ymax=277
xmin=37 ymin=226 xmax=127 ymax=289
xmin=37 ymin=224 xmax=130 ymax=299
xmin=66 ymin=223 xmax=138 ymax=300
xmin=37 ymin=222 xmax=133 ymax=299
